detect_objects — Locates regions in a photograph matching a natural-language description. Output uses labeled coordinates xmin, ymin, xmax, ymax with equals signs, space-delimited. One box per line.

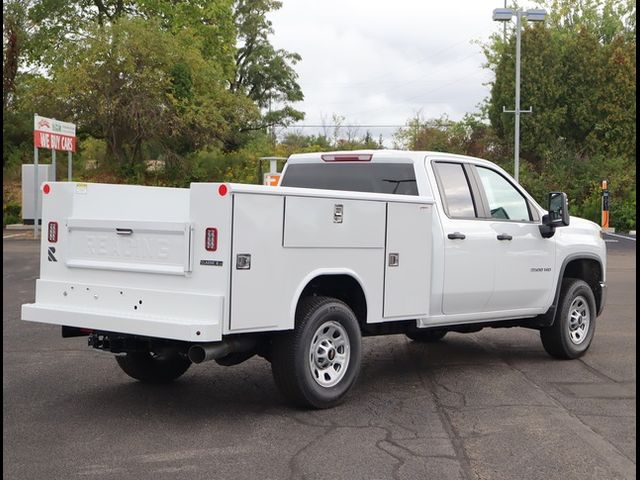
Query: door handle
xmin=497 ymin=233 xmax=513 ymax=241
xmin=116 ymin=228 xmax=133 ymax=235
xmin=447 ymin=232 xmax=466 ymax=240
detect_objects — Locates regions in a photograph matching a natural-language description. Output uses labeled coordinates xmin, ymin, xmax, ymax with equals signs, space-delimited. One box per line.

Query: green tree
xmin=33 ymin=18 xmax=258 ymax=174
xmin=230 ymin=0 xmax=304 ymax=133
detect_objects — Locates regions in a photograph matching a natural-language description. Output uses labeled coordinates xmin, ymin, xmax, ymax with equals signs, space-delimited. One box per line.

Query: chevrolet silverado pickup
xmin=22 ymin=150 xmax=607 ymax=408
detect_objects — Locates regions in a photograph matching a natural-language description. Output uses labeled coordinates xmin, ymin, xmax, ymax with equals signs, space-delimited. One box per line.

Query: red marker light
xmin=43 ymin=184 xmax=51 ymax=194
xmin=218 ymin=184 xmax=228 ymax=196
xmin=47 ymin=221 xmax=58 ymax=243
xmin=205 ymin=228 xmax=218 ymax=251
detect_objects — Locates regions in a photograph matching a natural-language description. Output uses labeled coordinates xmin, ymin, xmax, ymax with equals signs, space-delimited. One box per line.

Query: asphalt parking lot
xmin=3 ymin=233 xmax=636 ymax=480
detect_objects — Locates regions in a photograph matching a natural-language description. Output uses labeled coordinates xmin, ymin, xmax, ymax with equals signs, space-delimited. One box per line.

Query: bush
xmin=3 ymin=202 xmax=21 ymax=226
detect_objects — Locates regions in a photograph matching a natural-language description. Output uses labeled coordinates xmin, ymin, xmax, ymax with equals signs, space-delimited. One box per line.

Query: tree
xmin=231 ymin=0 xmax=304 ymax=132
xmin=485 ymin=0 xmax=636 ymax=162
xmin=37 ymin=18 xmax=258 ymax=173
xmin=482 ymin=0 xmax=636 ymax=229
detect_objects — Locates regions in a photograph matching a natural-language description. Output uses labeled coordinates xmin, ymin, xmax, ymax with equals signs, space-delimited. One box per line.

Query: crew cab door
xmin=471 ymin=165 xmax=555 ymax=311
xmin=432 ymin=161 xmax=496 ymax=315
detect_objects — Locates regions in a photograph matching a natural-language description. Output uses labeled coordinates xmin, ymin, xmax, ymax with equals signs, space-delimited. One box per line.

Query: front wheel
xmin=540 ymin=278 xmax=597 ymax=359
xmin=271 ymin=296 xmax=362 ymax=409
xmin=115 ymin=350 xmax=191 ymax=383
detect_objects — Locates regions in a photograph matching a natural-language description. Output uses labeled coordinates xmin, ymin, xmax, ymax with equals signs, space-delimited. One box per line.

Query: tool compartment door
xmin=66 ymin=218 xmax=193 ymax=275
xmin=383 ymin=203 xmax=432 ymax=318
xmin=230 ymin=193 xmax=285 ymax=331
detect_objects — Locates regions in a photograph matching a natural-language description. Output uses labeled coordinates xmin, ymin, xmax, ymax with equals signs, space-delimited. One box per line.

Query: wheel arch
xmin=290 ymin=269 xmax=368 ymax=329
xmin=535 ymin=253 xmax=605 ymax=327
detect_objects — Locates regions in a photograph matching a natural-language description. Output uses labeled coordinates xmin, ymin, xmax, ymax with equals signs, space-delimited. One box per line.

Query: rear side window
xmin=433 ymin=162 xmax=476 ymax=218
xmin=280 ymin=163 xmax=418 ymax=195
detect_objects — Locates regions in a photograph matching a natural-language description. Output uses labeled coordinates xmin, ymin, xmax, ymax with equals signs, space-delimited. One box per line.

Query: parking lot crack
xmin=404 ymin=342 xmax=477 ymax=480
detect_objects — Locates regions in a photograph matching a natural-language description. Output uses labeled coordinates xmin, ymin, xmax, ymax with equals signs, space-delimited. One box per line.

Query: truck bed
xmin=22 ymin=182 xmax=434 ymax=341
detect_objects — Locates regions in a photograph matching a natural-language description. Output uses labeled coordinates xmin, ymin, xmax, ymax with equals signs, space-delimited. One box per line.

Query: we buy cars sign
xmin=34 ymin=115 xmax=76 ymax=152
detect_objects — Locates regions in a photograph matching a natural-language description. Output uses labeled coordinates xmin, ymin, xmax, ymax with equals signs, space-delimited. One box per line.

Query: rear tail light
xmin=47 ymin=221 xmax=58 ymax=243
xmin=321 ymin=154 xmax=372 ymax=162
xmin=205 ymin=228 xmax=218 ymax=252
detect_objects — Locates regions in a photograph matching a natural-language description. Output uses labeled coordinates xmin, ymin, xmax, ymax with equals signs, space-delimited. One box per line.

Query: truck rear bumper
xmin=22 ymin=303 xmax=222 ymax=342
xmin=22 ymin=280 xmax=224 ymax=342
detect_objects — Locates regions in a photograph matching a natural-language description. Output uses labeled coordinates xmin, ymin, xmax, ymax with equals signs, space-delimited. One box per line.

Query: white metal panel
xmin=231 ymin=193 xmax=286 ymax=331
xmin=485 ymin=222 xmax=556 ymax=310
xmin=65 ymin=218 xmax=192 ymax=275
xmin=284 ymin=196 xmax=385 ymax=248
xmin=384 ymin=203 xmax=431 ymax=318
xmin=21 ymin=164 xmax=54 ymax=221
xmin=441 ymin=219 xmax=496 ymax=315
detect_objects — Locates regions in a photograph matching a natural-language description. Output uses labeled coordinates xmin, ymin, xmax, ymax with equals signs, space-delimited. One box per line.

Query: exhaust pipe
xmin=188 ymin=337 xmax=258 ymax=364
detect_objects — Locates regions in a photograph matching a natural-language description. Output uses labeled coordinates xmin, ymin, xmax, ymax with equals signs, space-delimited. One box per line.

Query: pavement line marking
xmin=604 ymin=239 xmax=619 ymax=243
xmin=3 ymin=233 xmax=29 ymax=239
xmin=604 ymin=232 xmax=636 ymax=242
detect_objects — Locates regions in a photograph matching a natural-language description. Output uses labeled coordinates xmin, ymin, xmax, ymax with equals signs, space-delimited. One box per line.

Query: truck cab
xmin=281 ymin=150 xmax=606 ymax=328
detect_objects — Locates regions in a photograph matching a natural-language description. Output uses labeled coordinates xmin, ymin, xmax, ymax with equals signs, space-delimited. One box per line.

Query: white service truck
xmin=22 ymin=150 xmax=607 ymax=408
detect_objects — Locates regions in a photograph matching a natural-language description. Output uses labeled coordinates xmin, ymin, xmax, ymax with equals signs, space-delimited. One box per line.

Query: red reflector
xmin=218 ymin=184 xmax=228 ymax=196
xmin=321 ymin=154 xmax=372 ymax=162
xmin=205 ymin=227 xmax=218 ymax=252
xmin=43 ymin=184 xmax=51 ymax=194
xmin=47 ymin=221 xmax=58 ymax=243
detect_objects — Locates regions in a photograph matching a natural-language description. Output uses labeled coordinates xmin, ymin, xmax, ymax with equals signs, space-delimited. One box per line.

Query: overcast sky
xmin=269 ymin=0 xmax=539 ymax=143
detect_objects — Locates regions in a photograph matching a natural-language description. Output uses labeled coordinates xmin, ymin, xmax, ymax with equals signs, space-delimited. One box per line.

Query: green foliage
xmin=394 ymin=113 xmax=501 ymax=160
xmin=2 ymin=0 xmax=296 ymax=177
xmin=3 ymin=202 xmax=21 ymax=226
xmin=482 ymin=0 xmax=635 ymax=230
xmin=231 ymin=0 xmax=305 ymax=132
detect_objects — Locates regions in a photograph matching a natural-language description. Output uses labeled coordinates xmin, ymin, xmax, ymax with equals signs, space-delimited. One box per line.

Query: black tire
xmin=406 ymin=329 xmax=447 ymax=343
xmin=115 ymin=351 xmax=191 ymax=383
xmin=540 ymin=278 xmax=597 ymax=359
xmin=271 ymin=296 xmax=362 ymax=409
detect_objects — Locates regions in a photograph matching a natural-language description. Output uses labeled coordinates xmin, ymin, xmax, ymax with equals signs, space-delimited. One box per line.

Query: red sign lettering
xmin=33 ymin=131 xmax=76 ymax=152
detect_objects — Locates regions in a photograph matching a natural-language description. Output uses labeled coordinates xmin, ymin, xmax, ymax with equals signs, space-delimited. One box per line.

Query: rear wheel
xmin=115 ymin=350 xmax=191 ymax=383
xmin=540 ymin=278 xmax=596 ymax=359
xmin=406 ymin=329 xmax=447 ymax=343
xmin=271 ymin=296 xmax=362 ymax=409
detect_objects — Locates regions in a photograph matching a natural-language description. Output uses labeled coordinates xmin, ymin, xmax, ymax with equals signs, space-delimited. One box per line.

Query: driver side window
xmin=476 ymin=167 xmax=531 ymax=221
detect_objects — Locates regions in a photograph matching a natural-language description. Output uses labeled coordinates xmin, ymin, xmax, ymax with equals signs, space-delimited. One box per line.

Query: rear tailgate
xmin=21 ymin=182 xmax=232 ymax=342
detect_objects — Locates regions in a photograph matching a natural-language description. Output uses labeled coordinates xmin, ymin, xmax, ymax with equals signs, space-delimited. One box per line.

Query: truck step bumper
xmin=22 ymin=303 xmax=222 ymax=342
xmin=22 ymin=280 xmax=224 ymax=342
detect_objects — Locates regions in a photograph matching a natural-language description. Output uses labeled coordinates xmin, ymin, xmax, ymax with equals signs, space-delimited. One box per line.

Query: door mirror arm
xmin=539 ymin=214 xmax=556 ymax=238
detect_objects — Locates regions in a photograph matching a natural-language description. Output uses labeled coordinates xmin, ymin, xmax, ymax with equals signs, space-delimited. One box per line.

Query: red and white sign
xmin=34 ymin=115 xmax=77 ymax=152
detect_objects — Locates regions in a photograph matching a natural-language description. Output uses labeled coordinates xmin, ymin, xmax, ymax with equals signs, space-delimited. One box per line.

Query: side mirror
xmin=548 ymin=192 xmax=570 ymax=226
xmin=539 ymin=192 xmax=569 ymax=238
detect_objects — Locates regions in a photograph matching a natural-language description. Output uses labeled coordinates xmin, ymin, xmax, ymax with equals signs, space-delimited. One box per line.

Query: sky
xmin=269 ymin=0 xmax=539 ymax=143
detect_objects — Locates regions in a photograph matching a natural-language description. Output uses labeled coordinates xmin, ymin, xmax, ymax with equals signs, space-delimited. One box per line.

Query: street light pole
xmin=514 ymin=10 xmax=522 ymax=183
xmin=493 ymin=7 xmax=546 ymax=183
